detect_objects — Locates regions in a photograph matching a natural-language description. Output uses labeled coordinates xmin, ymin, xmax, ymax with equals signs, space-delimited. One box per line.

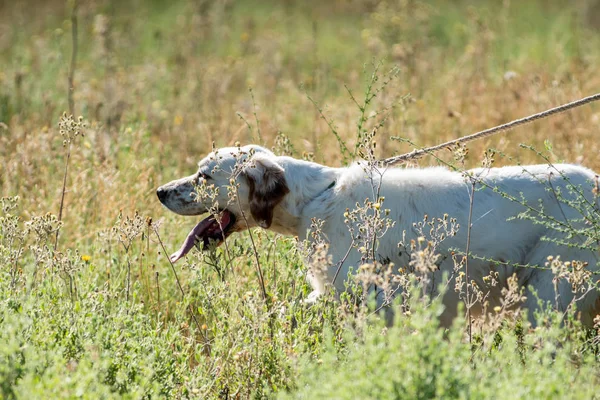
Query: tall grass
xmin=1 ymin=0 xmax=600 ymax=397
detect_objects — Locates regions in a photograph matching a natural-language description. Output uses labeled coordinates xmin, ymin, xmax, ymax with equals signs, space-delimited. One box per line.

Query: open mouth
xmin=170 ymin=210 xmax=236 ymax=263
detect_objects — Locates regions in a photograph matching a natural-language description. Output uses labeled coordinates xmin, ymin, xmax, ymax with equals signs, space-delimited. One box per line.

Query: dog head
xmin=157 ymin=145 xmax=289 ymax=262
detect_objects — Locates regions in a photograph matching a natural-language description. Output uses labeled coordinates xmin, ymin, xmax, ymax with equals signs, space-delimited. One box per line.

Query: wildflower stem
xmin=155 ymin=271 xmax=160 ymax=319
xmin=54 ymin=142 xmax=71 ymax=250
xmin=67 ymin=0 xmax=78 ymax=116
xmin=249 ymin=87 xmax=262 ymax=144
xmin=235 ymin=187 xmax=268 ymax=302
xmin=152 ymin=225 xmax=204 ymax=337
xmin=465 ymin=177 xmax=476 ymax=344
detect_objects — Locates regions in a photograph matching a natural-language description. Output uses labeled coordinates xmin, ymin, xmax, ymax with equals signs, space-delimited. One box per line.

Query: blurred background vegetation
xmin=2 ymin=0 xmax=600 ymax=239
xmin=2 ymin=0 xmax=600 ymax=230
xmin=1 ymin=0 xmax=600 ymax=397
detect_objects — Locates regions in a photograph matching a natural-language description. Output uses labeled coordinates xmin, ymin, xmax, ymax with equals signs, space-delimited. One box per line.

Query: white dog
xmin=157 ymin=145 xmax=600 ymax=326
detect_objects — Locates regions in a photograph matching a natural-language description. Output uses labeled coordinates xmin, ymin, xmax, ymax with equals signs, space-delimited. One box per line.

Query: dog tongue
xmin=169 ymin=212 xmax=231 ymax=263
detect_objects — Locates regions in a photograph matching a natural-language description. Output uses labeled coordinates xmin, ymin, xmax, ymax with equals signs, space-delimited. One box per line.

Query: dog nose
xmin=156 ymin=187 xmax=168 ymax=203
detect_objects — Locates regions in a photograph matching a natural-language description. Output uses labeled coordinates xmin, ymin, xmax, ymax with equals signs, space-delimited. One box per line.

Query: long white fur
xmin=158 ymin=145 xmax=600 ymax=326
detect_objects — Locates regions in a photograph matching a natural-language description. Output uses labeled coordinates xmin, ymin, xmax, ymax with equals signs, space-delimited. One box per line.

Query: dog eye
xmin=197 ymin=172 xmax=211 ymax=182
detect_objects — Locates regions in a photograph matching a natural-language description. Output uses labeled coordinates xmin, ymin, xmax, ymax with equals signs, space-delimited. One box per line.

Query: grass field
xmin=1 ymin=0 xmax=600 ymax=398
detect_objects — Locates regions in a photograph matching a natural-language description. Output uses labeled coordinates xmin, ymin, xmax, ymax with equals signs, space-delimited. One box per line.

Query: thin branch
xmin=54 ymin=142 xmax=71 ymax=250
xmin=54 ymin=1 xmax=79 ymax=250
xmin=234 ymin=188 xmax=268 ymax=301
xmin=385 ymin=93 xmax=600 ymax=166
xmin=305 ymin=90 xmax=352 ymax=163
xmin=464 ymin=177 xmax=476 ymax=344
xmin=152 ymin=225 xmax=204 ymax=336
xmin=249 ymin=87 xmax=262 ymax=144
xmin=67 ymin=0 xmax=78 ymax=116
xmin=331 ymin=243 xmax=355 ymax=286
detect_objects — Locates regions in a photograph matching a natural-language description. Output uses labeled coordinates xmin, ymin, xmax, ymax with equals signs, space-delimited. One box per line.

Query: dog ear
xmin=243 ymin=154 xmax=290 ymax=229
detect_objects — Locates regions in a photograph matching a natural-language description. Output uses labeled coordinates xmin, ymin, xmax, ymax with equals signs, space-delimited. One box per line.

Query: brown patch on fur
xmin=591 ymin=296 xmax=600 ymax=322
xmin=246 ymin=167 xmax=289 ymax=228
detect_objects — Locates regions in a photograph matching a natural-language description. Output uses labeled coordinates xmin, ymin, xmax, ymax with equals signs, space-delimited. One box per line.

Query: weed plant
xmin=1 ymin=0 xmax=600 ymax=398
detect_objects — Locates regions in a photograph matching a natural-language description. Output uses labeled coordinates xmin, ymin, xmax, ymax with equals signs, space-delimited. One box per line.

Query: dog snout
xmin=156 ymin=186 xmax=168 ymax=203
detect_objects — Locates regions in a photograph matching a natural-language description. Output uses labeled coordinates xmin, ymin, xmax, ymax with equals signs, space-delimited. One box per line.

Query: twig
xmin=152 ymin=225 xmax=203 ymax=335
xmin=331 ymin=244 xmax=355 ymax=286
xmin=305 ymin=90 xmax=352 ymax=163
xmin=54 ymin=142 xmax=71 ymax=250
xmin=249 ymin=87 xmax=262 ymax=144
xmin=153 ymin=226 xmax=187 ymax=300
xmin=67 ymin=0 xmax=78 ymax=116
xmin=385 ymin=93 xmax=600 ymax=166
xmin=126 ymin=258 xmax=131 ymax=303
xmin=54 ymin=1 xmax=79 ymax=250
xmin=234 ymin=187 xmax=268 ymax=301
xmin=464 ymin=177 xmax=476 ymax=344
xmin=155 ymin=270 xmax=160 ymax=316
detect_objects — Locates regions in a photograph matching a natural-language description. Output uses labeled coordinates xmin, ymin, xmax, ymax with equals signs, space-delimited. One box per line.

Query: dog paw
xmin=303 ymin=290 xmax=322 ymax=305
